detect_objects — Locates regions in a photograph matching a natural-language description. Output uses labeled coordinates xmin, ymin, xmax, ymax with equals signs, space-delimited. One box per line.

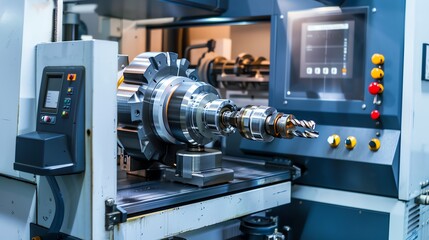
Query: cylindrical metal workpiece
xmin=203 ymin=99 xmax=237 ymax=136
xmin=166 ymin=80 xmax=220 ymax=145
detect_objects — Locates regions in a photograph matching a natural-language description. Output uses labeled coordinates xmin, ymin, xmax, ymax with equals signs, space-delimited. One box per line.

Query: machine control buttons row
xmin=369 ymin=53 xmax=385 ymax=125
xmin=40 ymin=115 xmax=56 ymax=124
xmin=64 ymin=98 xmax=72 ymax=105
xmin=306 ymin=67 xmax=339 ymax=75
xmin=327 ymin=135 xmax=381 ymax=151
xmin=62 ymin=98 xmax=71 ymax=118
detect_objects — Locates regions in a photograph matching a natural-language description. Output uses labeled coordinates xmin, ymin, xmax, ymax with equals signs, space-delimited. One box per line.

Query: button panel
xmin=25 ymin=65 xmax=86 ymax=175
xmin=369 ymin=52 xmax=384 ymax=136
xmin=63 ymin=97 xmax=72 ymax=115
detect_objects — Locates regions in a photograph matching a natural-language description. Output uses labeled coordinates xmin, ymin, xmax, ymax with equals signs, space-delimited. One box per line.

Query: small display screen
xmin=44 ymin=77 xmax=62 ymax=109
xmin=287 ymin=11 xmax=366 ymax=101
xmin=300 ymin=21 xmax=354 ymax=79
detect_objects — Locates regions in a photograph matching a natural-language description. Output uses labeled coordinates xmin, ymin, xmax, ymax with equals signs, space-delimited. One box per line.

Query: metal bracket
xmin=105 ymin=198 xmax=127 ymax=231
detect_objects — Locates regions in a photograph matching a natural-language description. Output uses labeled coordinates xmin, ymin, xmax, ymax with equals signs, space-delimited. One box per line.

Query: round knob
xmin=371 ymin=53 xmax=385 ymax=65
xmin=368 ymin=82 xmax=384 ymax=95
xmin=371 ymin=68 xmax=384 ymax=79
xmin=368 ymin=138 xmax=381 ymax=151
xmin=345 ymin=136 xmax=357 ymax=150
xmin=370 ymin=110 xmax=380 ymax=120
xmin=327 ymin=134 xmax=341 ymax=148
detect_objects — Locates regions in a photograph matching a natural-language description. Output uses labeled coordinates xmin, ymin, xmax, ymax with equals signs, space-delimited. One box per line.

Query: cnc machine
xmin=2 ymin=0 xmax=429 ymax=240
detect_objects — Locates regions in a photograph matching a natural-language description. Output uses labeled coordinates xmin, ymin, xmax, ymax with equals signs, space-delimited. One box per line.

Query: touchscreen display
xmin=300 ymin=21 xmax=355 ymax=79
xmin=44 ymin=77 xmax=62 ymax=109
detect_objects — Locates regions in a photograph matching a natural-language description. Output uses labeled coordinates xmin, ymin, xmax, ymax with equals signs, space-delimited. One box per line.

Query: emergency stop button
xmin=67 ymin=73 xmax=76 ymax=81
xmin=345 ymin=136 xmax=357 ymax=150
xmin=43 ymin=116 xmax=51 ymax=123
xmin=41 ymin=115 xmax=56 ymax=124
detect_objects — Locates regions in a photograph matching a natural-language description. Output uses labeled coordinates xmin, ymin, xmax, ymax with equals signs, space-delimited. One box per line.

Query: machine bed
xmin=117 ymin=159 xmax=293 ymax=217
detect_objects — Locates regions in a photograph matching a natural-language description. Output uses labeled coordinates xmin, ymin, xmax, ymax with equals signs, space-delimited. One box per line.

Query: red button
xmin=67 ymin=73 xmax=76 ymax=81
xmin=368 ymin=82 xmax=382 ymax=95
xmin=370 ymin=110 xmax=380 ymax=120
xmin=43 ymin=116 xmax=51 ymax=123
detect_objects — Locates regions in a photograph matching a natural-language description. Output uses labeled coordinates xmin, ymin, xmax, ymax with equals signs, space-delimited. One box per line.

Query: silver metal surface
xmin=176 ymin=149 xmax=223 ymax=179
xmin=53 ymin=0 xmax=63 ymax=42
xmin=116 ymin=181 xmax=291 ymax=240
xmin=117 ymin=83 xmax=140 ymax=125
xmin=167 ymin=149 xmax=234 ymax=187
xmin=152 ymin=76 xmax=191 ymax=144
xmin=116 ymin=159 xmax=292 ymax=215
xmin=203 ymin=99 xmax=237 ymax=136
xmin=165 ymin=167 xmax=234 ymax=187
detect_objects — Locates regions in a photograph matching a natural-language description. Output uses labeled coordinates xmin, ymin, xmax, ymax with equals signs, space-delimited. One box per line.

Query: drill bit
xmin=288 ymin=129 xmax=319 ymax=139
xmin=290 ymin=118 xmax=316 ymax=130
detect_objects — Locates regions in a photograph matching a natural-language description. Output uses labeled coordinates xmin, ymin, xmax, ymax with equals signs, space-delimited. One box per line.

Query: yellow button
xmin=371 ymin=53 xmax=385 ymax=65
xmin=368 ymin=138 xmax=381 ymax=151
xmin=371 ymin=68 xmax=384 ymax=79
xmin=345 ymin=136 xmax=357 ymax=150
xmin=327 ymin=134 xmax=341 ymax=148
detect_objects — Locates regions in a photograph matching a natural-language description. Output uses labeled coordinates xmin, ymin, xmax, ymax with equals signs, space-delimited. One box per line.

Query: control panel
xmin=234 ymin=5 xmax=405 ymax=199
xmin=14 ymin=66 xmax=85 ymax=175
